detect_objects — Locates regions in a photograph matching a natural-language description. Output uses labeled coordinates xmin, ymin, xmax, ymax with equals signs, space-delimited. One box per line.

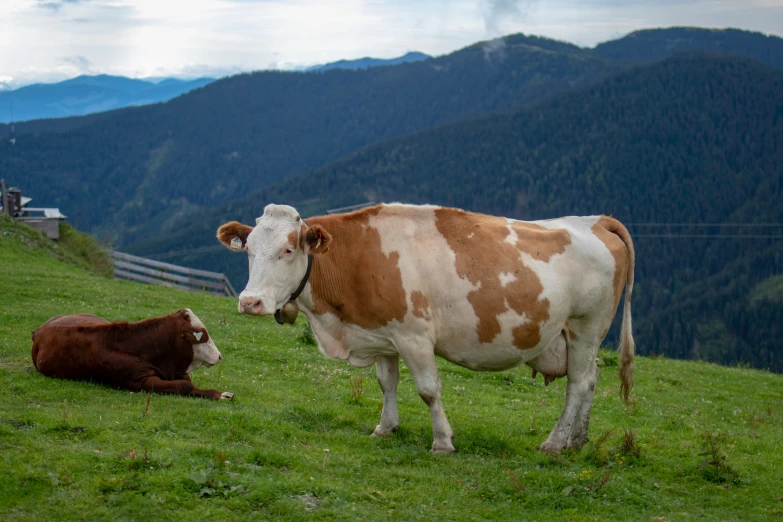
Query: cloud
xmin=2 ymin=0 xmax=782 ymax=88
xmin=37 ymin=0 xmax=83 ymax=12
xmin=481 ymin=0 xmax=538 ymax=36
xmin=58 ymin=55 xmax=97 ymax=74
xmin=0 ymin=76 xmax=13 ymax=91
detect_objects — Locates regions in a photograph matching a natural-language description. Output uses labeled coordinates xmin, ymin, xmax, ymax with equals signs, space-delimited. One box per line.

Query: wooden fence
xmin=112 ymin=251 xmax=237 ymax=297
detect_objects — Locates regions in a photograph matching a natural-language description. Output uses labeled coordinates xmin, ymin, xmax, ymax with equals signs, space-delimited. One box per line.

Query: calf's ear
xmin=303 ymin=224 xmax=332 ymax=254
xmin=183 ymin=328 xmax=208 ymax=344
xmin=217 ymin=221 xmax=253 ymax=251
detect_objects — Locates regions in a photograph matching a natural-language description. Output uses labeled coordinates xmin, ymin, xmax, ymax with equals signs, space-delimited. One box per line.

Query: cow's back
xmin=32 ymin=314 xmax=111 ymax=379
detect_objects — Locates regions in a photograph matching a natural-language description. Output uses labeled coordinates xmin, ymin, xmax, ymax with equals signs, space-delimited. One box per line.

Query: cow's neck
xmin=295 ymin=211 xmax=407 ymax=332
xmin=108 ymin=316 xmax=188 ymax=373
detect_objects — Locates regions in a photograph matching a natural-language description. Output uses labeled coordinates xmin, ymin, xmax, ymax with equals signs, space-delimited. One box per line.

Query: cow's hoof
xmin=220 ymin=392 xmax=234 ymax=400
xmin=431 ymin=440 xmax=456 ymax=454
xmin=539 ymin=440 xmax=564 ymax=455
xmin=566 ymin=436 xmax=588 ymax=450
xmin=371 ymin=424 xmax=399 ymax=437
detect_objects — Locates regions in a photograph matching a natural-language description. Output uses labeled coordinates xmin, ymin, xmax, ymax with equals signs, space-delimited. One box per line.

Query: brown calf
xmin=31 ymin=309 xmax=233 ymax=400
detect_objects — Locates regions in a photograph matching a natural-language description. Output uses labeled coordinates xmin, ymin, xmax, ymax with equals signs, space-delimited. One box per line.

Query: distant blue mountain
xmin=307 ymin=52 xmax=431 ymax=72
xmin=0 ymin=75 xmax=215 ymax=123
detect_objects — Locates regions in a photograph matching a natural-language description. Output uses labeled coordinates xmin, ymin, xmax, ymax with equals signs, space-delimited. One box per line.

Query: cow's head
xmin=216 ymin=204 xmax=331 ymax=316
xmin=179 ymin=309 xmax=222 ymax=373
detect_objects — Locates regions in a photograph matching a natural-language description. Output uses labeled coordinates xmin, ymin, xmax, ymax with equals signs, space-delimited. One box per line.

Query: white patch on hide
xmin=499 ymin=272 xmax=516 ymax=287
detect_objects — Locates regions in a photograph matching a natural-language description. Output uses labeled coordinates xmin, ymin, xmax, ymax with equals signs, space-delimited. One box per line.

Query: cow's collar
xmin=274 ymin=253 xmax=313 ymax=325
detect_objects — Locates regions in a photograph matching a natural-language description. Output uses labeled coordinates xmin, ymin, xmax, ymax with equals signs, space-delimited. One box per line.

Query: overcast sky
xmin=1 ymin=0 xmax=782 ymax=87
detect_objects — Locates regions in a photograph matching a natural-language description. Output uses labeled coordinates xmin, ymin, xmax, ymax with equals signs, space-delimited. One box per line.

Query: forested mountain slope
xmin=593 ymin=26 xmax=783 ymax=68
xmin=129 ymin=53 xmax=783 ymax=371
xmin=0 ymin=35 xmax=613 ymax=243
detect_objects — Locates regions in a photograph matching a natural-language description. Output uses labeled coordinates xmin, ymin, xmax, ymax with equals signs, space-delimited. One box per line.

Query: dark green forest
xmin=128 ymin=53 xmax=783 ymax=372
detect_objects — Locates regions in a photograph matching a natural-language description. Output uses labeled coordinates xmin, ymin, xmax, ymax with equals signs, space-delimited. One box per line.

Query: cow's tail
xmin=605 ymin=217 xmax=636 ymax=405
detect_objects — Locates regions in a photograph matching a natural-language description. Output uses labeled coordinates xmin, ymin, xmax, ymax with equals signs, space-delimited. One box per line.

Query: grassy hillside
xmin=1 ymin=203 xmax=782 ymax=520
xmin=128 ymin=53 xmax=783 ymax=372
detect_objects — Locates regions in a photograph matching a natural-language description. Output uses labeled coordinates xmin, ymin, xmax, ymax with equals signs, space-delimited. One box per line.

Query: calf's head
xmin=216 ymin=204 xmax=331 ymax=316
xmin=179 ymin=309 xmax=222 ymax=373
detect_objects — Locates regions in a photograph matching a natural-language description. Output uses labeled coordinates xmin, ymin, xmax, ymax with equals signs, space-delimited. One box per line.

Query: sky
xmin=1 ymin=0 xmax=782 ymax=88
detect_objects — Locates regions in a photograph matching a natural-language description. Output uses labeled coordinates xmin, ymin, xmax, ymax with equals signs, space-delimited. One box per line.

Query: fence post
xmin=1 ymin=179 xmax=8 ymax=216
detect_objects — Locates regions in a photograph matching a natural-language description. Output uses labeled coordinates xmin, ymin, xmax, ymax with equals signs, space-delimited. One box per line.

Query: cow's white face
xmin=240 ymin=205 xmax=308 ymax=315
xmin=184 ymin=309 xmax=222 ymax=372
xmin=217 ymin=204 xmax=333 ymax=316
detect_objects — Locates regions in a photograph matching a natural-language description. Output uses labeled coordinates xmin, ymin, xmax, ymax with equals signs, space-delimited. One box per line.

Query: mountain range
xmin=2 ymin=26 xmax=782 ymax=370
xmin=306 ymin=52 xmax=431 ymax=71
xmin=0 ymin=75 xmax=215 ymax=123
xmin=0 ymin=53 xmax=433 ymax=124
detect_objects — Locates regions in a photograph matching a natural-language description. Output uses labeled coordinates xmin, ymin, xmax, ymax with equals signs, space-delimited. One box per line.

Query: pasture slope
xmin=1 ymin=217 xmax=782 ymax=521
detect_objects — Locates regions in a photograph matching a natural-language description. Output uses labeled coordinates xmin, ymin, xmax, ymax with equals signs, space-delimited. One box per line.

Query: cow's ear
xmin=217 ymin=221 xmax=253 ymax=251
xmin=303 ymin=224 xmax=332 ymax=254
xmin=183 ymin=328 xmax=208 ymax=344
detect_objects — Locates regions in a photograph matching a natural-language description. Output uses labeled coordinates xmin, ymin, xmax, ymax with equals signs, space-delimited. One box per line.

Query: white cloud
xmin=0 ymin=0 xmax=781 ymax=87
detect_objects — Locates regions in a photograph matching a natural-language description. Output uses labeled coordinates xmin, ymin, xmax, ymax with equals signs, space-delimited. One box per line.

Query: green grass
xmin=1 ymin=217 xmax=782 ymax=521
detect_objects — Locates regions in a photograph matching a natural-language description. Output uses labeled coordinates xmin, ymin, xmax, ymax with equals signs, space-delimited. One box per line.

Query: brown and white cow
xmin=32 ymin=309 xmax=234 ymax=400
xmin=217 ymin=204 xmax=634 ymax=453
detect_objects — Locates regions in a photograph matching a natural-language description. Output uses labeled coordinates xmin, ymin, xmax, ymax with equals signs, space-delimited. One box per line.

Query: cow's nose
xmin=239 ymin=296 xmax=265 ymax=315
xmin=218 ymin=353 xmax=223 ymax=362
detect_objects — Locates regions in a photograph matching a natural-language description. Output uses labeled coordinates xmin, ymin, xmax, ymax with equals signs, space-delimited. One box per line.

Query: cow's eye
xmin=285 ymin=248 xmax=294 ymax=255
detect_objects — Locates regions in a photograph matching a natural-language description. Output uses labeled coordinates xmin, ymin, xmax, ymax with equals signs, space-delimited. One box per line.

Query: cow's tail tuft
xmin=605 ymin=218 xmax=636 ymax=405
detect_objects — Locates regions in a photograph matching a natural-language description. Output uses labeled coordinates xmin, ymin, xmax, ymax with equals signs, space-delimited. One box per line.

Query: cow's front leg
xmin=138 ymin=376 xmax=234 ymax=400
xmin=401 ymin=348 xmax=455 ymax=454
xmin=372 ymin=355 xmax=400 ymax=436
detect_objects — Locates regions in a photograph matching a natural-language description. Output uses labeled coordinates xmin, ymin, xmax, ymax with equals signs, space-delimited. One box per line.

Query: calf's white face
xmin=184 ymin=309 xmax=222 ymax=373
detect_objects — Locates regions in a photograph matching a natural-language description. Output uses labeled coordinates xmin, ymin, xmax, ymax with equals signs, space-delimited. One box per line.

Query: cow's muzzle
xmin=239 ymin=296 xmax=267 ymax=315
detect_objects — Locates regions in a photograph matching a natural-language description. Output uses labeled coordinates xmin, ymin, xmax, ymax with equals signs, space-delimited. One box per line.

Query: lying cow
xmin=32 ymin=309 xmax=234 ymax=400
xmin=217 ymin=204 xmax=634 ymax=453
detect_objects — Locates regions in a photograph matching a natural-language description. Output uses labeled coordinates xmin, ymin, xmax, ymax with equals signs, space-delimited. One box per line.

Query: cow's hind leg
xmin=400 ymin=344 xmax=455 ymax=453
xmin=372 ymin=355 xmax=401 ymax=436
xmin=540 ymin=331 xmax=600 ymax=454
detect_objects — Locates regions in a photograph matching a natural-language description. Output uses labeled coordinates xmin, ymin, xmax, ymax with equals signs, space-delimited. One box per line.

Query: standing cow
xmin=217 ymin=204 xmax=634 ymax=453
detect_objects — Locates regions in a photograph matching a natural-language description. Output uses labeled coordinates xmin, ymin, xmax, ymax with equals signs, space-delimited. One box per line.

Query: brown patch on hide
xmin=434 ymin=208 xmax=570 ymax=349
xmin=511 ymin=222 xmax=571 ymax=262
xmin=592 ymin=216 xmax=630 ymax=312
xmin=287 ymin=230 xmax=299 ymax=250
xmin=410 ymin=291 xmax=430 ymax=319
xmin=306 ymin=206 xmax=407 ymax=330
